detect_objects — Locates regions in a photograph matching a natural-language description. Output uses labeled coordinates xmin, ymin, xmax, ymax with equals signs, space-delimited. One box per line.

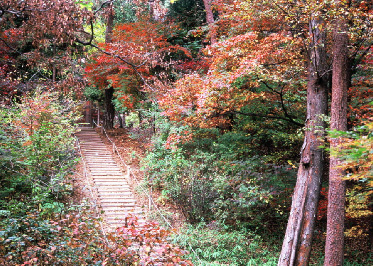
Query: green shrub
xmin=143 ymin=132 xmax=295 ymax=227
xmin=172 ymin=223 xmax=279 ymax=265
xmin=0 ymin=90 xmax=79 ymax=209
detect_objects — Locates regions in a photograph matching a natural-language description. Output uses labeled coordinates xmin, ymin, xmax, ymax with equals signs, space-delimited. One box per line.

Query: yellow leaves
xmin=346 ymin=189 xmax=373 ymax=219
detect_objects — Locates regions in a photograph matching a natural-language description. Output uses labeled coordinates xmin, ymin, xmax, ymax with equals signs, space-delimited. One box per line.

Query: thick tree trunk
xmin=103 ymin=3 xmax=115 ymax=129
xmin=202 ymin=0 xmax=217 ymax=44
xmin=324 ymin=18 xmax=349 ymax=266
xmin=104 ymin=87 xmax=115 ymax=129
xmin=278 ymin=17 xmax=329 ymax=266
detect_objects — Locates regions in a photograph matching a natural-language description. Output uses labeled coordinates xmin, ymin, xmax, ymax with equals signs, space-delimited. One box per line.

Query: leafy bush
xmin=142 ymin=118 xmax=296 ymax=228
xmin=0 ymin=210 xmax=192 ymax=265
xmin=172 ymin=223 xmax=278 ymax=265
xmin=0 ymin=90 xmax=79 ymax=209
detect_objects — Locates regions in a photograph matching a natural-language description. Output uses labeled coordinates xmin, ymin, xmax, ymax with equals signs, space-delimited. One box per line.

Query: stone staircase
xmin=76 ymin=127 xmax=144 ymax=230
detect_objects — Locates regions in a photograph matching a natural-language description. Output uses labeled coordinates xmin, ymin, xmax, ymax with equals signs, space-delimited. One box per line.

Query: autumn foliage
xmin=85 ymin=20 xmax=190 ymax=110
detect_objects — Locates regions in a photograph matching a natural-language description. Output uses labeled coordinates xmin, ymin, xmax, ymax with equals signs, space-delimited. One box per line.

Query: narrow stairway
xmin=76 ymin=127 xmax=144 ymax=230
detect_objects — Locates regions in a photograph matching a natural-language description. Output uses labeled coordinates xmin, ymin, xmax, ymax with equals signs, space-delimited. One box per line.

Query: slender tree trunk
xmin=85 ymin=100 xmax=93 ymax=126
xmin=105 ymin=3 xmax=114 ymax=44
xmin=148 ymin=0 xmax=156 ymax=21
xmin=278 ymin=17 xmax=329 ymax=266
xmin=202 ymin=0 xmax=217 ymax=44
xmin=52 ymin=44 xmax=57 ymax=83
xmin=103 ymin=3 xmax=115 ymax=129
xmin=324 ymin=17 xmax=350 ymax=266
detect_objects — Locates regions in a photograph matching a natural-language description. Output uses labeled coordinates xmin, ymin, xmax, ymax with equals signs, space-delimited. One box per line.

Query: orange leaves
xmin=158 ymin=25 xmax=303 ymax=129
xmin=165 ymin=131 xmax=193 ymax=150
xmin=85 ymin=19 xmax=191 ymax=110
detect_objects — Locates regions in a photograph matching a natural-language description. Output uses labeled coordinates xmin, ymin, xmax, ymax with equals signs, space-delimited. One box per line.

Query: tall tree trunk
xmin=103 ymin=2 xmax=115 ymax=129
xmin=202 ymin=0 xmax=216 ymax=44
xmin=104 ymin=87 xmax=115 ymax=129
xmin=85 ymin=100 xmax=93 ymax=126
xmin=324 ymin=16 xmax=350 ymax=266
xmin=278 ymin=17 xmax=329 ymax=266
xmin=148 ymin=0 xmax=156 ymax=21
xmin=105 ymin=3 xmax=114 ymax=44
xmin=52 ymin=43 xmax=57 ymax=83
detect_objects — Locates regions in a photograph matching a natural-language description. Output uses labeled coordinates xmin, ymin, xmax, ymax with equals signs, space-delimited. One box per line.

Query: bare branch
xmin=0 ymin=37 xmax=21 ymax=54
xmin=94 ymin=0 xmax=112 ymax=15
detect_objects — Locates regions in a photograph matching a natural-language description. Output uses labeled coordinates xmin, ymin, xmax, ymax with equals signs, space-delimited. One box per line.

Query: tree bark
xmin=324 ymin=17 xmax=350 ymax=266
xmin=104 ymin=87 xmax=115 ymax=129
xmin=202 ymin=0 xmax=217 ymax=44
xmin=103 ymin=2 xmax=115 ymax=129
xmin=278 ymin=17 xmax=329 ymax=266
xmin=85 ymin=100 xmax=93 ymax=126
xmin=105 ymin=3 xmax=114 ymax=44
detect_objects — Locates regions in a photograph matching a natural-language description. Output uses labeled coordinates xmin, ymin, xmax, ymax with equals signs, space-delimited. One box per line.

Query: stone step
xmin=90 ymin=169 xmax=123 ymax=172
xmin=87 ymin=163 xmax=118 ymax=165
xmin=78 ymin=138 xmax=103 ymax=140
xmin=89 ymin=166 xmax=121 ymax=169
xmin=83 ymin=155 xmax=112 ymax=158
xmin=82 ymin=150 xmax=110 ymax=152
xmin=89 ymin=168 xmax=122 ymax=170
xmin=80 ymin=143 xmax=105 ymax=146
xmin=81 ymin=148 xmax=106 ymax=150
xmin=106 ymin=218 xmax=146 ymax=224
xmin=92 ymin=175 xmax=126 ymax=179
xmin=84 ymin=156 xmax=113 ymax=159
xmin=83 ymin=155 xmax=111 ymax=157
xmin=99 ymin=193 xmax=133 ymax=197
xmin=81 ymin=146 xmax=107 ymax=148
xmin=82 ymin=151 xmax=110 ymax=153
xmin=97 ymin=189 xmax=132 ymax=194
xmin=100 ymin=198 xmax=137 ymax=203
xmin=91 ymin=173 xmax=124 ymax=176
xmin=95 ymin=185 xmax=131 ymax=189
xmin=78 ymin=137 xmax=102 ymax=139
xmin=93 ymin=178 xmax=127 ymax=181
xmin=102 ymin=206 xmax=139 ymax=211
xmin=95 ymin=183 xmax=130 ymax=188
xmin=97 ymin=186 xmax=131 ymax=191
xmin=94 ymin=180 xmax=127 ymax=184
xmin=91 ymin=175 xmax=125 ymax=178
xmin=101 ymin=202 xmax=136 ymax=207
xmin=91 ymin=172 xmax=123 ymax=175
xmin=91 ymin=170 xmax=123 ymax=172
xmin=99 ymin=196 xmax=134 ymax=199
xmin=86 ymin=160 xmax=115 ymax=163
xmin=84 ymin=156 xmax=112 ymax=158
xmin=93 ymin=177 xmax=126 ymax=180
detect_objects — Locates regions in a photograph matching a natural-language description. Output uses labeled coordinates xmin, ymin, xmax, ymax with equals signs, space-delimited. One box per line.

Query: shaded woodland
xmin=0 ymin=0 xmax=372 ymax=265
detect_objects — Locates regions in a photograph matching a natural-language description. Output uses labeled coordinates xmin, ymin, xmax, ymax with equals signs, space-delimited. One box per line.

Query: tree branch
xmin=260 ymin=80 xmax=303 ymax=126
xmin=0 ymin=37 xmax=21 ymax=54
xmin=94 ymin=0 xmax=113 ymax=15
xmin=233 ymin=109 xmax=304 ymax=127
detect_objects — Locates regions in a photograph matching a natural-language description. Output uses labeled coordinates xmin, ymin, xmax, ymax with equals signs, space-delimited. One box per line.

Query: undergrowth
xmin=172 ymin=222 xmax=279 ymax=265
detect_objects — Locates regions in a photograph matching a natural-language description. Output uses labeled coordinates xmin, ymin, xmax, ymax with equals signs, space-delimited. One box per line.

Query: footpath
xmin=75 ymin=127 xmax=144 ymax=230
